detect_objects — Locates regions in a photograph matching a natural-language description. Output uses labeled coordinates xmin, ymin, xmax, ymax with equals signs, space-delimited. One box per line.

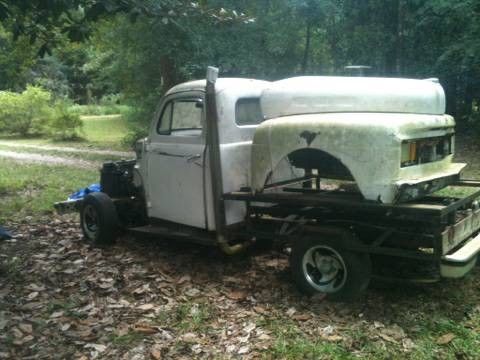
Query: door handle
xmin=186 ymin=154 xmax=201 ymax=162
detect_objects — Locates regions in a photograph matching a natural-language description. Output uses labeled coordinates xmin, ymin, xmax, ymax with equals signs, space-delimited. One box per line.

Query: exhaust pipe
xmin=205 ymin=67 xmax=251 ymax=255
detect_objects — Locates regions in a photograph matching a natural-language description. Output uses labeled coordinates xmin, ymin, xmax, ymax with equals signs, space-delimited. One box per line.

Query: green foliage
xmin=81 ymin=114 xmax=129 ymax=147
xmin=0 ymin=85 xmax=52 ymax=136
xmin=68 ymin=104 xmax=130 ymax=116
xmin=0 ymin=86 xmax=84 ymax=139
xmin=0 ymin=25 xmax=37 ymax=91
xmin=47 ymin=101 xmax=83 ymax=140
xmin=2 ymin=0 xmax=480 ymax=142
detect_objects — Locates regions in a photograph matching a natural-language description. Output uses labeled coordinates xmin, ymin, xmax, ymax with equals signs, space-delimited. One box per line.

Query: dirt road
xmin=0 ymin=141 xmax=133 ymax=157
xmin=0 ymin=149 xmax=98 ymax=168
xmin=0 ymin=141 xmax=134 ymax=168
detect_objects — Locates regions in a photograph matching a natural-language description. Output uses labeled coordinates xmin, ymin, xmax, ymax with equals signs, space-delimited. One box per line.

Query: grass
xmin=0 ymin=114 xmax=131 ymax=151
xmin=259 ymin=318 xmax=352 ymax=359
xmin=81 ymin=114 xmax=130 ymax=147
xmin=0 ymin=158 xmax=98 ymax=222
xmin=69 ymin=104 xmax=130 ymax=116
xmin=257 ymin=293 xmax=480 ymax=360
xmin=174 ymin=302 xmax=215 ymax=332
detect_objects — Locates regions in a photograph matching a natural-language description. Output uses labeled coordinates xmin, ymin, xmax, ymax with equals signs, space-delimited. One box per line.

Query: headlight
xmin=401 ymin=135 xmax=452 ymax=167
xmin=401 ymin=141 xmax=417 ymax=167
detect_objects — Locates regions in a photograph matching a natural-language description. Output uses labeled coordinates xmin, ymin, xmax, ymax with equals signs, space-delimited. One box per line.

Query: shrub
xmin=47 ymin=101 xmax=83 ymax=140
xmin=99 ymin=93 xmax=123 ymax=106
xmin=0 ymin=86 xmax=83 ymax=140
xmin=68 ymin=103 xmax=130 ymax=116
xmin=121 ymin=105 xmax=151 ymax=148
xmin=0 ymin=86 xmax=52 ymax=136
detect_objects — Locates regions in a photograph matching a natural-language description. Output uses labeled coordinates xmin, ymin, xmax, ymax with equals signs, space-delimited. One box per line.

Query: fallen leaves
xmin=226 ymin=290 xmax=248 ymax=301
xmin=0 ymin=217 xmax=476 ymax=359
xmin=292 ymin=313 xmax=312 ymax=321
xmin=133 ymin=323 xmax=158 ymax=335
xmin=26 ymin=291 xmax=39 ymax=300
xmin=437 ymin=333 xmax=456 ymax=345
xmin=137 ymin=303 xmax=155 ymax=311
xmin=18 ymin=323 xmax=32 ymax=334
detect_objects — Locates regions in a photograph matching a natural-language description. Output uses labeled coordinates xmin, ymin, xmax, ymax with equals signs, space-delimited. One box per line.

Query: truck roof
xmin=165 ymin=78 xmax=270 ymax=96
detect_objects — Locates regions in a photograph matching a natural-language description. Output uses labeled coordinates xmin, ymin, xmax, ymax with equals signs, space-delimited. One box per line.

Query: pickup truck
xmin=56 ymin=67 xmax=480 ymax=301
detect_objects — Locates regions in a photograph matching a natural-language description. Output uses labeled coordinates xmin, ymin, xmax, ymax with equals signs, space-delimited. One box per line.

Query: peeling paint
xmin=300 ymin=130 xmax=320 ymax=146
xmin=251 ymin=112 xmax=463 ymax=203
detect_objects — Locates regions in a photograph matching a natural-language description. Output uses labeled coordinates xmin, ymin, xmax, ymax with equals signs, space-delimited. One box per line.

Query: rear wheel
xmin=290 ymin=230 xmax=371 ymax=301
xmin=80 ymin=192 xmax=119 ymax=246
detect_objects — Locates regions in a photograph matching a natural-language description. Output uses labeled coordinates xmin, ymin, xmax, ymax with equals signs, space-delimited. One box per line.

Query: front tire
xmin=290 ymin=230 xmax=371 ymax=301
xmin=80 ymin=192 xmax=119 ymax=246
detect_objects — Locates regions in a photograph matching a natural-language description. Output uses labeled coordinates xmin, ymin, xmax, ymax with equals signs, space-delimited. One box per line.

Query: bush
xmin=47 ymin=101 xmax=83 ymax=140
xmin=0 ymin=86 xmax=52 ymax=136
xmin=121 ymin=105 xmax=151 ymax=148
xmin=68 ymin=103 xmax=130 ymax=116
xmin=0 ymin=86 xmax=84 ymax=140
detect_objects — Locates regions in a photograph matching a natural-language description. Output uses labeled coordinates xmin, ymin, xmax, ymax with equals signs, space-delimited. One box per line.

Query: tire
xmin=80 ymin=192 xmax=119 ymax=246
xmin=290 ymin=229 xmax=371 ymax=301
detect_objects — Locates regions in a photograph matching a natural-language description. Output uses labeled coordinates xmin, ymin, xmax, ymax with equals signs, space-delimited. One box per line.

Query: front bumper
xmin=54 ymin=199 xmax=83 ymax=214
xmin=441 ymin=232 xmax=480 ymax=278
xmin=395 ymin=162 xmax=466 ymax=202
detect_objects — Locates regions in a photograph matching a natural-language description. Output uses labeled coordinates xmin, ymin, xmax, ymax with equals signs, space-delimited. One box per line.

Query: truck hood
xmin=251 ymin=112 xmax=461 ymax=204
xmin=261 ymin=76 xmax=446 ymax=119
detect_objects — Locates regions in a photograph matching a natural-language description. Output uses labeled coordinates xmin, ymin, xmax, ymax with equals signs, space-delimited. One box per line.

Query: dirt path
xmin=0 ymin=149 xmax=99 ymax=168
xmin=0 ymin=141 xmax=134 ymax=157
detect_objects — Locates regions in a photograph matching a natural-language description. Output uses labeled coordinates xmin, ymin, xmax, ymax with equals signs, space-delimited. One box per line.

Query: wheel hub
xmin=302 ymin=245 xmax=347 ymax=293
xmin=82 ymin=204 xmax=98 ymax=239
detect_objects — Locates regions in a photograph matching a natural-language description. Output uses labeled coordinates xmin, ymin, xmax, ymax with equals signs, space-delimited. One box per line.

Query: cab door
xmin=145 ymin=91 xmax=208 ymax=228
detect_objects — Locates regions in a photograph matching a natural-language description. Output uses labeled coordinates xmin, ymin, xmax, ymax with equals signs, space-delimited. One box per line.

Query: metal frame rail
xmin=224 ymin=180 xmax=480 ymax=275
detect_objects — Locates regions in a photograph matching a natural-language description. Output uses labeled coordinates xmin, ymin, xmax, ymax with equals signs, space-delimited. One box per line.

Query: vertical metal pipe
xmin=205 ymin=67 xmax=251 ymax=254
xmin=205 ymin=67 xmax=226 ymax=233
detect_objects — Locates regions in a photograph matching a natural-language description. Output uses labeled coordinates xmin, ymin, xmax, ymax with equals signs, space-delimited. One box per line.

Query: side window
xmin=158 ymin=102 xmax=173 ymax=134
xmin=235 ymin=97 xmax=264 ymax=126
xmin=157 ymin=98 xmax=202 ymax=135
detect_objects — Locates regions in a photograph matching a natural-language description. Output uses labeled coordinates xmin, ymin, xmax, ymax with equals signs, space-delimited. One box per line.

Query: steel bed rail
xmin=223 ymin=179 xmax=480 ymax=221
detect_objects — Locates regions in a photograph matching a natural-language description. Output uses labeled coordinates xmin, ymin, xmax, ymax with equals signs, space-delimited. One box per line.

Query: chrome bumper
xmin=441 ymin=232 xmax=480 ymax=278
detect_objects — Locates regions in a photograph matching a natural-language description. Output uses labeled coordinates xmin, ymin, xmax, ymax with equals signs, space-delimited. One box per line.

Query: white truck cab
xmin=136 ymin=78 xmax=269 ymax=230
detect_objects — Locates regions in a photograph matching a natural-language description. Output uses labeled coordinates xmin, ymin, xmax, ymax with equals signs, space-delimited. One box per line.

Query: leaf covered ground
xmin=1 ymin=216 xmax=480 ymax=359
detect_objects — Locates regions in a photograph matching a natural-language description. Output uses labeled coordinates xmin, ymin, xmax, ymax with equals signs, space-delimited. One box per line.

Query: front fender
xmin=251 ymin=113 xmax=458 ymax=203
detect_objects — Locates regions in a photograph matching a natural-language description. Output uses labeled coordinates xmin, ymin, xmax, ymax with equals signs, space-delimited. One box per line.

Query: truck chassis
xmin=56 ymin=174 xmax=480 ymax=284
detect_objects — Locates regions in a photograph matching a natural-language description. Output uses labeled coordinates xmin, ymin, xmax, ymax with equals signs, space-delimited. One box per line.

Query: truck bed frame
xmin=223 ymin=178 xmax=480 ymax=281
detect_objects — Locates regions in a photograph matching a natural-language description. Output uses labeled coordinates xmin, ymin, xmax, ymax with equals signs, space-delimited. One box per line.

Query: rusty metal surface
xmin=442 ymin=209 xmax=480 ymax=255
xmin=251 ymin=112 xmax=463 ymax=204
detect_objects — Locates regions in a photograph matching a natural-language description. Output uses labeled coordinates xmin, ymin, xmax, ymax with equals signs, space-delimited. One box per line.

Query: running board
xmin=128 ymin=224 xmax=217 ymax=246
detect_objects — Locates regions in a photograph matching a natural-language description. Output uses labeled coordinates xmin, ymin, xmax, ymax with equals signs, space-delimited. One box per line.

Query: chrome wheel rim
xmin=82 ymin=204 xmax=98 ymax=239
xmin=302 ymin=245 xmax=347 ymax=293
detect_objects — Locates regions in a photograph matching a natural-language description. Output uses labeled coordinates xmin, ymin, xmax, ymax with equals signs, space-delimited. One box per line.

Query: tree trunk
xmin=159 ymin=55 xmax=178 ymax=93
xmin=444 ymin=75 xmax=458 ymax=117
xmin=301 ymin=23 xmax=312 ymax=74
xmin=384 ymin=0 xmax=400 ymax=75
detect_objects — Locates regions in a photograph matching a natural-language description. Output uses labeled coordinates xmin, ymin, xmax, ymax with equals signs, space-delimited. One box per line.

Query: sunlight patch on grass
xmin=0 ymin=158 xmax=98 ymax=221
xmin=81 ymin=114 xmax=129 ymax=146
